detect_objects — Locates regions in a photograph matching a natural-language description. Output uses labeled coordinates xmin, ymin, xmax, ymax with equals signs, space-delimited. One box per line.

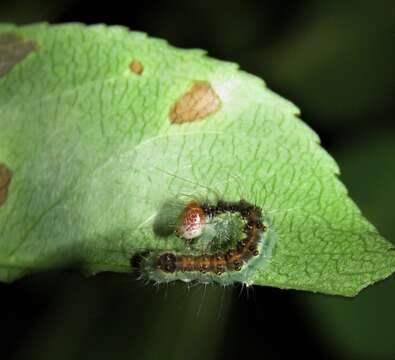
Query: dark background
xmin=0 ymin=0 xmax=394 ymax=359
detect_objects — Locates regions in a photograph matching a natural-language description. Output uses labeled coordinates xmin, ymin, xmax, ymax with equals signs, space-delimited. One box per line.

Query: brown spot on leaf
xmin=0 ymin=32 xmax=37 ymax=78
xmin=0 ymin=164 xmax=12 ymax=207
xmin=129 ymin=60 xmax=143 ymax=75
xmin=170 ymin=82 xmax=221 ymax=124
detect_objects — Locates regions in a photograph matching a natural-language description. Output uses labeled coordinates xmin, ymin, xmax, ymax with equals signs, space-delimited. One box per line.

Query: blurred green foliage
xmin=264 ymin=0 xmax=395 ymax=125
xmin=12 ymin=274 xmax=232 ymax=360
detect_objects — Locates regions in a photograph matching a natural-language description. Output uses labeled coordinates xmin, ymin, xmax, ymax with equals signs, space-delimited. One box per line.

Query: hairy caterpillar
xmin=132 ymin=198 xmax=276 ymax=286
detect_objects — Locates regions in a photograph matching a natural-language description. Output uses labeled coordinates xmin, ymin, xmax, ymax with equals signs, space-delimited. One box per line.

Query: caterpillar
xmin=133 ymin=198 xmax=276 ymax=286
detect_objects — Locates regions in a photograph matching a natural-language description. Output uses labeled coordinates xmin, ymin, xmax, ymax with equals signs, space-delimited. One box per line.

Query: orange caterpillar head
xmin=175 ymin=201 xmax=206 ymax=240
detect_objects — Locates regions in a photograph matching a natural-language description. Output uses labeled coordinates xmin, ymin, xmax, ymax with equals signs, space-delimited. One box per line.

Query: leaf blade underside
xmin=0 ymin=23 xmax=393 ymax=296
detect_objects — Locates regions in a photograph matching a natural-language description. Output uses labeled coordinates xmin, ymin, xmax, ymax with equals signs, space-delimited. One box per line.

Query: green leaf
xmin=0 ymin=23 xmax=393 ymax=296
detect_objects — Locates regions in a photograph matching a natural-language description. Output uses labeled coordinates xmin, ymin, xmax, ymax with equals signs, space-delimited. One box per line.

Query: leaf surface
xmin=0 ymin=23 xmax=393 ymax=295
